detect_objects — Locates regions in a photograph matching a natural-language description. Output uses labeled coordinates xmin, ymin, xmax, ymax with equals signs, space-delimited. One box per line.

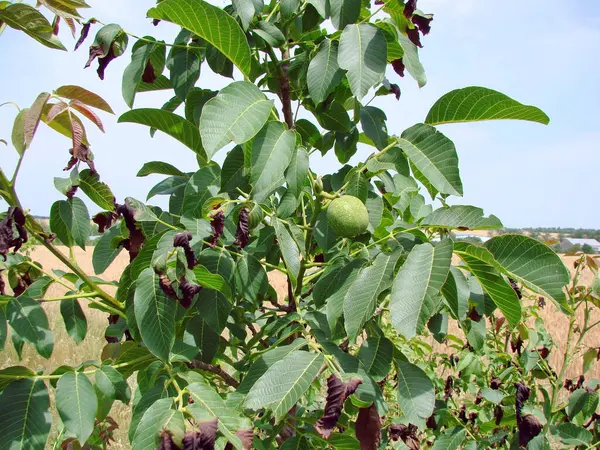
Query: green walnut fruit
xmin=327 ymin=195 xmax=369 ymax=238
xmin=592 ymin=278 xmax=600 ymax=296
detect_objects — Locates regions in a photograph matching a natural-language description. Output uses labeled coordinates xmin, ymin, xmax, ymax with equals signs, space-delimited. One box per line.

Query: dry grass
xmin=1 ymin=247 xmax=598 ymax=448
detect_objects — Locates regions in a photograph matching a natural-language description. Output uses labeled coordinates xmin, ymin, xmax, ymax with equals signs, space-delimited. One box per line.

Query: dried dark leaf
xmin=93 ymin=211 xmax=117 ymax=233
xmin=391 ymin=58 xmax=405 ymax=77
xmin=183 ymin=418 xmax=218 ymax=450
xmin=0 ymin=270 xmax=5 ymax=296
xmin=152 ymin=19 xmax=161 ymax=26
xmin=223 ymin=430 xmax=253 ymax=450
xmin=66 ymin=185 xmax=78 ymax=199
xmin=158 ymin=430 xmax=182 ymax=450
xmin=0 ymin=207 xmax=28 ymax=260
xmin=116 ymin=202 xmax=145 ymax=261
xmin=233 ymin=208 xmax=249 ymax=249
xmin=494 ymin=404 xmax=504 ymax=425
xmin=537 ymin=347 xmax=549 ymax=359
xmin=511 ymin=336 xmax=523 ymax=356
xmin=142 ymin=60 xmax=157 ymax=84
xmin=173 ymin=231 xmax=196 ymax=269
xmin=157 ymin=271 xmax=178 ymax=300
xmin=356 ymin=404 xmax=381 ymax=450
xmin=209 ymin=211 xmax=225 ymax=248
xmin=390 ymin=83 xmax=401 ymax=100
xmin=490 ymin=377 xmax=502 ymax=390
xmin=475 ymin=390 xmax=483 ymax=405
xmin=509 ymin=278 xmax=522 ymax=299
xmin=315 ymin=374 xmax=362 ymax=439
xmin=75 ymin=20 xmax=94 ymax=51
xmin=538 ymin=296 xmax=545 ymax=308
xmin=426 ymin=414 xmax=437 ymax=430
xmin=406 ymin=28 xmax=422 ymax=48
xmin=389 ymin=424 xmax=419 ymax=450
xmin=85 ymin=45 xmax=104 ymax=69
xmin=179 ymin=278 xmax=202 ymax=309
xmin=514 ymin=382 xmax=530 ymax=423
xmin=411 ymin=13 xmax=433 ymax=35
xmin=97 ymin=45 xmax=117 ymax=80
xmin=517 ymin=415 xmax=542 ymax=447
xmin=64 ymin=143 xmax=96 ymax=174
xmin=443 ymin=376 xmax=453 ymax=400
xmin=467 ymin=306 xmax=482 ymax=322
xmin=458 ymin=404 xmax=467 ymax=423
xmin=404 ymin=0 xmax=417 ymax=18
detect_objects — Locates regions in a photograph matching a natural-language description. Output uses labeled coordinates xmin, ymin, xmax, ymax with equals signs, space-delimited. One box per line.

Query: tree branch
xmin=279 ymin=48 xmax=294 ymax=129
xmin=188 ymin=360 xmax=239 ymax=388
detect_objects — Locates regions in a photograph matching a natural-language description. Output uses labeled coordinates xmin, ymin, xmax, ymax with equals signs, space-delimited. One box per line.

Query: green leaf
xmin=200 ymin=81 xmax=273 ymax=158
xmin=421 ymin=205 xmax=503 ymax=230
xmin=281 ymin=0 xmax=300 ymax=18
xmin=50 ymin=198 xmax=90 ymax=249
xmin=185 ymin=89 xmax=217 ymax=126
xmin=232 ymin=0 xmax=256 ymax=30
xmin=187 ymin=381 xmax=251 ymax=450
xmin=273 ymin=218 xmax=301 ymax=284
xmin=245 ymin=350 xmax=324 ymax=423
xmin=344 ymin=170 xmax=368 ymax=203
xmin=357 ymin=336 xmax=393 ymax=382
xmin=583 ymin=348 xmax=597 ymax=374
xmin=252 ymin=20 xmax=285 ymax=46
xmin=134 ymin=268 xmax=177 ymax=361
xmin=0 ymin=378 xmax=51 ymax=450
xmin=360 ymin=106 xmax=388 ymax=150
xmin=326 ymin=260 xmax=365 ymax=330
xmin=316 ymin=101 xmax=351 ymax=132
xmin=137 ymin=75 xmax=172 ymax=92
xmin=220 ymin=146 xmax=249 ymax=195
xmin=54 ymin=85 xmax=114 ymax=114
xmin=556 ymin=423 xmax=592 ymax=446
xmin=60 ymin=298 xmax=87 ymax=344
xmin=77 ymin=169 xmax=116 ymax=211
xmin=307 ymin=39 xmax=344 ymax=105
xmin=11 ymin=108 xmax=28 ymax=155
xmin=395 ymin=360 xmax=435 ymax=426
xmin=132 ymin=398 xmax=184 ymax=450
xmin=119 ymin=109 xmax=206 ymax=162
xmin=330 ymin=0 xmax=360 ymax=30
xmin=0 ymin=4 xmax=66 ymax=50
xmin=123 ymin=41 xmax=157 ymax=108
xmin=338 ymin=23 xmax=387 ymax=100
xmin=137 ymin=161 xmax=185 ymax=178
xmin=398 ymin=32 xmax=426 ymax=88
xmin=454 ymin=242 xmax=521 ymax=327
xmin=484 ymin=234 xmax=570 ymax=311
xmin=234 ymin=252 xmax=268 ymax=304
xmin=425 ymin=86 xmax=550 ymax=126
xmin=284 ymin=147 xmax=309 ymax=197
xmin=441 ymin=266 xmax=469 ymax=322
xmin=296 ymin=119 xmax=321 ymax=148
xmin=431 ymin=427 xmax=466 ymax=450
xmin=181 ymin=315 xmax=219 ymax=363
xmin=192 ymin=265 xmax=232 ymax=299
xmin=237 ymin=339 xmax=308 ymax=394
xmin=344 ymin=250 xmax=402 ymax=342
xmin=24 ymin=92 xmax=51 ymax=146
xmin=7 ymin=296 xmax=53 ymax=358
xmin=148 ymin=0 xmax=252 ymax=75
xmin=313 ymin=210 xmax=337 ymax=251
xmin=56 ymin=372 xmax=97 ymax=445
xmin=250 ymin=121 xmax=296 ymax=202
xmin=196 ymin=289 xmax=232 ymax=334
xmin=181 ymin=166 xmax=221 ymax=219
xmin=390 ymin=240 xmax=453 ymax=339
xmin=396 ymin=123 xmax=463 ymax=197
xmin=280 ymin=436 xmax=312 ymax=450
xmin=169 ymin=44 xmax=202 ymax=100
xmin=0 ymin=306 xmax=6 ymax=351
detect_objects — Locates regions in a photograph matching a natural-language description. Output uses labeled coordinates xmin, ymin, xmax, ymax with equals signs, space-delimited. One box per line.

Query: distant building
xmin=560 ymin=238 xmax=600 ymax=252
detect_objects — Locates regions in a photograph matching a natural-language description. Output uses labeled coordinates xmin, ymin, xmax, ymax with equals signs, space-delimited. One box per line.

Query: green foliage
xmin=1 ymin=1 xmax=595 ymax=449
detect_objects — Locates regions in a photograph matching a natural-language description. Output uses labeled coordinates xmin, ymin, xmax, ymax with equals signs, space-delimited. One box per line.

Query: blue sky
xmin=1 ymin=0 xmax=599 ymax=228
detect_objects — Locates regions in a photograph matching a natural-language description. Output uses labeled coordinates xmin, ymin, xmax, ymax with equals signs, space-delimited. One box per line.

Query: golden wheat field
xmin=1 ymin=246 xmax=599 ymax=448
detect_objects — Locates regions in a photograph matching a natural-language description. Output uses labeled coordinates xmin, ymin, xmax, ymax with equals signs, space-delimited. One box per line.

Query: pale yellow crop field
xmin=1 ymin=247 xmax=598 ymax=448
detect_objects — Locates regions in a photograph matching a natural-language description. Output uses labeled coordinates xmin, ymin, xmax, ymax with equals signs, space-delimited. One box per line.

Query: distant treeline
xmin=505 ymin=227 xmax=600 ymax=240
